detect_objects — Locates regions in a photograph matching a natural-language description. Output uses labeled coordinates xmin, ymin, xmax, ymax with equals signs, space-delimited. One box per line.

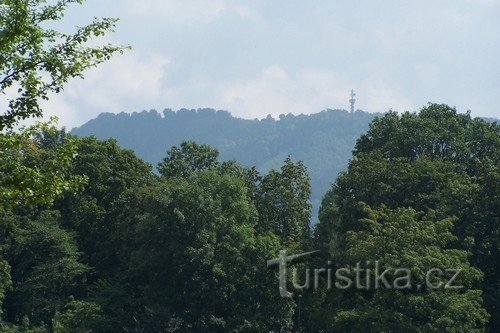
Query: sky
xmin=40 ymin=0 xmax=500 ymax=128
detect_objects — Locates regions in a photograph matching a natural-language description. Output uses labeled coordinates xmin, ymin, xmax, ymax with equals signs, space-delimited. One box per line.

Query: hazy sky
xmin=42 ymin=0 xmax=500 ymax=128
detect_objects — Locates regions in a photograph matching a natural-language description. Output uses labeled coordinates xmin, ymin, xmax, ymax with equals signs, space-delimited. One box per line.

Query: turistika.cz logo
xmin=267 ymin=250 xmax=463 ymax=298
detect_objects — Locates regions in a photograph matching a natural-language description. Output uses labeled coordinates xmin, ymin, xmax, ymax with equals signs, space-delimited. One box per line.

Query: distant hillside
xmin=72 ymin=108 xmax=381 ymax=221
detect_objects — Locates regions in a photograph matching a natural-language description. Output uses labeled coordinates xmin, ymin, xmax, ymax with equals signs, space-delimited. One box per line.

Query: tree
xmin=257 ymin=156 xmax=312 ymax=251
xmin=0 ymin=210 xmax=88 ymax=326
xmin=354 ymin=103 xmax=498 ymax=164
xmin=0 ymin=120 xmax=87 ymax=211
xmin=101 ymin=171 xmax=294 ymax=332
xmin=54 ymin=136 xmax=154 ymax=275
xmin=0 ymin=122 xmax=87 ymax=331
xmin=52 ymin=298 xmax=106 ymax=333
xmin=313 ymin=104 xmax=497 ymax=331
xmin=352 ymin=104 xmax=499 ymax=330
xmin=0 ymin=260 xmax=11 ymax=317
xmin=0 ymin=0 xmax=127 ymax=130
xmin=158 ymin=142 xmax=313 ymax=250
xmin=331 ymin=205 xmax=488 ymax=332
xmin=158 ymin=141 xmax=220 ymax=178
xmin=0 ymin=1 xmax=125 ymax=325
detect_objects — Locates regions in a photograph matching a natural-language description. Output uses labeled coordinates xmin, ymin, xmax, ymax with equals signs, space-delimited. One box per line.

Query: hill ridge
xmin=71 ymin=108 xmax=383 ymax=220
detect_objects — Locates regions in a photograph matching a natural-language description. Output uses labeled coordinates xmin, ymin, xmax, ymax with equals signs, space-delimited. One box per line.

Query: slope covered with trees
xmin=1 ymin=1 xmax=498 ymax=332
xmin=72 ymin=108 xmax=380 ymax=220
xmin=1 ymin=104 xmax=498 ymax=332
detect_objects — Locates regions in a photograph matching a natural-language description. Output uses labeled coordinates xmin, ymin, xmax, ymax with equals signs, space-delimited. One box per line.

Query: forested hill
xmin=71 ymin=108 xmax=380 ymax=219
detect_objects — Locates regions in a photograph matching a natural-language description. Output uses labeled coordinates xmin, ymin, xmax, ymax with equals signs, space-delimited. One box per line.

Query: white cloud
xmin=216 ymin=67 xmax=343 ymax=118
xmin=413 ymin=62 xmax=442 ymax=85
xmin=122 ymin=0 xmax=254 ymax=26
xmin=27 ymin=0 xmax=498 ymax=128
xmin=41 ymin=51 xmax=171 ymax=128
xmin=42 ymin=59 xmax=414 ymax=129
xmin=358 ymin=80 xmax=413 ymax=113
xmin=214 ymin=65 xmax=413 ymax=119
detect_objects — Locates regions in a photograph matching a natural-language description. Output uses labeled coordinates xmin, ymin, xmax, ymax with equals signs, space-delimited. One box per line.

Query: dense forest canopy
xmin=71 ymin=108 xmax=498 ymax=225
xmin=72 ymin=108 xmax=381 ymax=222
xmin=313 ymin=104 xmax=498 ymax=331
xmin=1 ymin=104 xmax=498 ymax=332
xmin=1 ymin=1 xmax=498 ymax=332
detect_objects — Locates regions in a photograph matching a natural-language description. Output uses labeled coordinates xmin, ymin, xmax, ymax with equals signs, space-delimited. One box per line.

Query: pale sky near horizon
xmin=39 ymin=0 xmax=500 ymax=128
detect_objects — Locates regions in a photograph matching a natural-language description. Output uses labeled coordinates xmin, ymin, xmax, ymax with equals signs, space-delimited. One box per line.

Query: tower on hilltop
xmin=349 ymin=89 xmax=356 ymax=113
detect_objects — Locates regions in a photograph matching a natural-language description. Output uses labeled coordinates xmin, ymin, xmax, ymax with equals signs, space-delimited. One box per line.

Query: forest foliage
xmin=0 ymin=104 xmax=498 ymax=332
xmin=0 ymin=1 xmax=498 ymax=332
xmin=72 ymin=107 xmax=380 ymax=222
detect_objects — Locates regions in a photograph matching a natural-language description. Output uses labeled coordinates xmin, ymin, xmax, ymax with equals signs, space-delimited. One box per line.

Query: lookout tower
xmin=349 ymin=89 xmax=356 ymax=113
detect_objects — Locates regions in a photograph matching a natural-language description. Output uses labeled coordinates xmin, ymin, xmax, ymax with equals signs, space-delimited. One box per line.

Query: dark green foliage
xmin=256 ymin=156 xmax=312 ymax=251
xmin=0 ymin=103 xmax=497 ymax=332
xmin=329 ymin=206 xmax=487 ymax=332
xmin=72 ymin=108 xmax=380 ymax=221
xmin=355 ymin=104 xmax=499 ymax=164
xmin=313 ymin=103 xmax=498 ymax=332
xmin=54 ymin=136 xmax=154 ymax=274
xmin=102 ymin=171 xmax=294 ymax=331
xmin=1 ymin=133 xmax=304 ymax=331
xmin=0 ymin=210 xmax=88 ymax=328
xmin=0 ymin=260 xmax=11 ymax=315
xmin=52 ymin=298 xmax=106 ymax=333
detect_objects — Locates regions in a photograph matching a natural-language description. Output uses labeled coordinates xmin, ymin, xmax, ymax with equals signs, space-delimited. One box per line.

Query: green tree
xmin=54 ymin=136 xmax=153 ymax=276
xmin=257 ymin=156 xmax=312 ymax=251
xmin=313 ymin=104 xmax=497 ymax=331
xmin=0 ymin=1 xmax=125 ymax=327
xmin=351 ymin=104 xmax=499 ymax=330
xmin=354 ymin=103 xmax=498 ymax=164
xmin=0 ymin=0 xmax=127 ymax=130
xmin=0 ymin=260 xmax=11 ymax=317
xmin=158 ymin=141 xmax=220 ymax=178
xmin=103 ymin=171 xmax=294 ymax=332
xmin=0 ymin=210 xmax=88 ymax=326
xmin=52 ymin=298 xmax=105 ymax=333
xmin=0 ymin=120 xmax=87 ymax=211
xmin=330 ymin=205 xmax=488 ymax=332
xmin=0 ymin=123 xmax=87 ymax=330
xmin=158 ymin=143 xmax=313 ymax=251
